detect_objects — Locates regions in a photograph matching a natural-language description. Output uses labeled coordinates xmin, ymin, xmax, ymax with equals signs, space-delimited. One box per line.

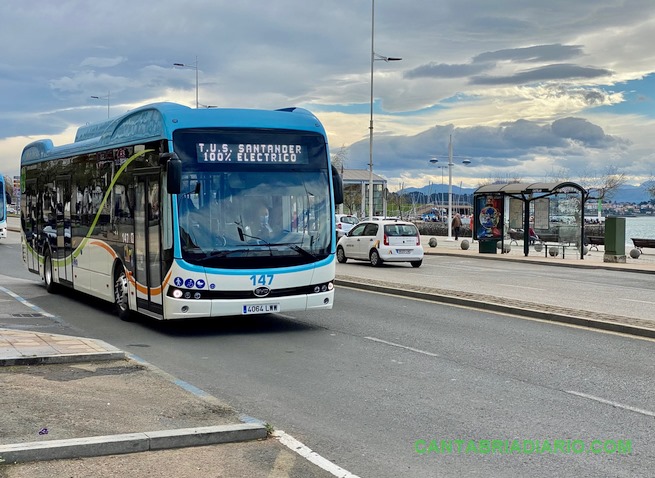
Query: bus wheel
xmin=44 ymin=252 xmax=58 ymax=293
xmin=113 ymin=268 xmax=133 ymax=322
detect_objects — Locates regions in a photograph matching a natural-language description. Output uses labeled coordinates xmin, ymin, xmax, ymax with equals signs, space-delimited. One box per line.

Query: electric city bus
xmin=20 ymin=102 xmax=343 ymax=320
xmin=0 ymin=175 xmax=6 ymax=239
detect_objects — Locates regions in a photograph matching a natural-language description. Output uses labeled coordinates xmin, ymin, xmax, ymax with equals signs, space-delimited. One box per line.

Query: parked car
xmin=335 ymin=214 xmax=359 ymax=239
xmin=336 ymin=219 xmax=423 ymax=267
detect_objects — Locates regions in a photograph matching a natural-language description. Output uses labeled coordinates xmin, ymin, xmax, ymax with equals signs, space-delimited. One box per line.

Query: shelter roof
xmin=474 ymin=181 xmax=587 ymax=197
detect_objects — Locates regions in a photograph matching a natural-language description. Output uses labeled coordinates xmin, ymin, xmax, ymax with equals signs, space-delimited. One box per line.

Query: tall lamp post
xmin=430 ymin=135 xmax=470 ymax=240
xmin=173 ymin=56 xmax=199 ymax=108
xmin=368 ymin=0 xmax=401 ymax=218
xmin=91 ymin=91 xmax=110 ymax=118
xmin=429 ymin=157 xmax=447 ymax=206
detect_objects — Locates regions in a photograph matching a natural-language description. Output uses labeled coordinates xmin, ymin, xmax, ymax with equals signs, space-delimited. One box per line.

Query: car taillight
xmin=416 ymin=234 xmax=420 ymax=245
xmin=337 ymin=224 xmax=342 ymax=230
xmin=384 ymin=234 xmax=389 ymax=246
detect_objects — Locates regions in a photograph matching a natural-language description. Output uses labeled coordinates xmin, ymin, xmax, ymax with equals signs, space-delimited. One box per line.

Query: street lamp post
xmin=173 ymin=56 xmax=199 ymax=108
xmin=90 ymin=91 xmax=110 ymax=118
xmin=429 ymin=157 xmax=446 ymax=206
xmin=368 ymin=0 xmax=401 ymax=218
xmin=430 ymin=135 xmax=470 ymax=240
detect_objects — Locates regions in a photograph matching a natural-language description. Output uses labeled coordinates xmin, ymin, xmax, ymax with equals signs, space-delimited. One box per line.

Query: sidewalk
xmin=418 ymin=233 xmax=655 ymax=271
xmin=0 ymin=329 xmax=342 ymax=477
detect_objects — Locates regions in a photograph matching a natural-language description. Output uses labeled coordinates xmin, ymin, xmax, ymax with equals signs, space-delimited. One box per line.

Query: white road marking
xmin=565 ymin=390 xmax=655 ymax=418
xmin=365 ymin=336 xmax=439 ymax=357
xmin=273 ymin=430 xmax=361 ymax=478
xmin=0 ymin=285 xmax=56 ymax=317
xmin=497 ymin=284 xmax=544 ymax=291
xmin=619 ymin=298 xmax=655 ymax=305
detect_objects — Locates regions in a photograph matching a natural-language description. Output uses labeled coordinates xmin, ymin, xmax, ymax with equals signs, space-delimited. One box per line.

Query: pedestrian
xmin=452 ymin=213 xmax=462 ymax=240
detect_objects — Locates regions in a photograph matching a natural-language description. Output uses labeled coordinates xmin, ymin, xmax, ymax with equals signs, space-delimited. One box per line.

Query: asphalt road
xmin=2 ymin=232 xmax=655 ymax=477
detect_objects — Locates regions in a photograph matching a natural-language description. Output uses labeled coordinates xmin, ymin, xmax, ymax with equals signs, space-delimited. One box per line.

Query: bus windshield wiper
xmin=289 ymin=244 xmax=317 ymax=259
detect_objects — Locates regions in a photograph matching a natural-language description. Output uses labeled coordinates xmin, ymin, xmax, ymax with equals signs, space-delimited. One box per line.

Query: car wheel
xmin=114 ymin=266 xmax=134 ymax=322
xmin=370 ymin=249 xmax=383 ymax=267
xmin=336 ymin=246 xmax=348 ymax=263
xmin=411 ymin=260 xmax=422 ymax=268
xmin=43 ymin=252 xmax=58 ymax=293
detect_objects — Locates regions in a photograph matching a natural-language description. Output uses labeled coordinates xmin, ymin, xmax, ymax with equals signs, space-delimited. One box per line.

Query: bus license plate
xmin=242 ymin=303 xmax=280 ymax=315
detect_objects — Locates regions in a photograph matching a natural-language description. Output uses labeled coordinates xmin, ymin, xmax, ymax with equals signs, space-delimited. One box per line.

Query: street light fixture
xmin=369 ymin=0 xmax=401 ymax=218
xmin=173 ymin=56 xmax=199 ymax=108
xmin=90 ymin=91 xmax=110 ymax=118
xmin=431 ymin=135 xmax=471 ymax=240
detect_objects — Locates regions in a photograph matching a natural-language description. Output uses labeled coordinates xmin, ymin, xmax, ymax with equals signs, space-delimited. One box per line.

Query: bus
xmin=0 ymin=175 xmax=6 ymax=239
xmin=20 ymin=102 xmax=343 ymax=321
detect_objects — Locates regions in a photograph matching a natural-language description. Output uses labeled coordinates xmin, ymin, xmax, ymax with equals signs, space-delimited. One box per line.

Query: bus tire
xmin=113 ymin=266 xmax=133 ymax=322
xmin=43 ymin=251 xmax=58 ymax=293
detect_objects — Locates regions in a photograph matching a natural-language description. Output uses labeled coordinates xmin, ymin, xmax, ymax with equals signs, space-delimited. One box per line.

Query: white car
xmin=335 ymin=214 xmax=359 ymax=239
xmin=336 ymin=219 xmax=423 ymax=267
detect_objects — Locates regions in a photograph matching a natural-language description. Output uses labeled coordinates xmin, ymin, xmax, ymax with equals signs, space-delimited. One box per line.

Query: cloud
xmin=405 ymin=63 xmax=489 ymax=79
xmin=80 ymin=56 xmax=127 ymax=68
xmin=471 ymin=64 xmax=613 ymax=85
xmin=472 ymin=44 xmax=584 ymax=64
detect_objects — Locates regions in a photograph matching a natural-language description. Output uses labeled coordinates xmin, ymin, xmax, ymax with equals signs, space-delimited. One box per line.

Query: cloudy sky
xmin=2 ymin=0 xmax=655 ymax=190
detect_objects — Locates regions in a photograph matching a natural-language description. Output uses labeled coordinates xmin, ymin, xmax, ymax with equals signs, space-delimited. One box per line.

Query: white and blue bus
xmin=0 ymin=175 xmax=7 ymax=239
xmin=20 ymin=102 xmax=343 ymax=320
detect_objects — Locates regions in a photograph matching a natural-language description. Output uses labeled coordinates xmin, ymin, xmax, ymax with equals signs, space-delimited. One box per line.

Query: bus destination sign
xmin=197 ymin=143 xmax=308 ymax=164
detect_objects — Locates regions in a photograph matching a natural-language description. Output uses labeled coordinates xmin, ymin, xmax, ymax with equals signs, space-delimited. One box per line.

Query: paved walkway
xmin=419 ymin=233 xmax=655 ymax=271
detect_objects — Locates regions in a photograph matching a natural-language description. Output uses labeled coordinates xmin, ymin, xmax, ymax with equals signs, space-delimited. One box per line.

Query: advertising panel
xmin=475 ymin=194 xmax=503 ymax=240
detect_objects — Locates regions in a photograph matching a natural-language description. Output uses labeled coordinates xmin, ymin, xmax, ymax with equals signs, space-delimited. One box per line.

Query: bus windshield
xmin=173 ymin=129 xmax=332 ymax=269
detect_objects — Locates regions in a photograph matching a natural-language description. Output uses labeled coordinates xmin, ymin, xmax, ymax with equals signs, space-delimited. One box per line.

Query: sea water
xmin=625 ymin=216 xmax=655 ymax=245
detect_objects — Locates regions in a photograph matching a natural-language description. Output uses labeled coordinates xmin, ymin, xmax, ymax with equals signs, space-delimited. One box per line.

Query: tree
xmin=578 ymin=166 xmax=627 ymax=219
xmin=330 ymin=145 xmax=348 ymax=173
xmin=646 ymin=175 xmax=655 ymax=201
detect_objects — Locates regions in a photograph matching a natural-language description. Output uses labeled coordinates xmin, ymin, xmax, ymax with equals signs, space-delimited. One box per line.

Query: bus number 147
xmin=250 ymin=274 xmax=273 ymax=286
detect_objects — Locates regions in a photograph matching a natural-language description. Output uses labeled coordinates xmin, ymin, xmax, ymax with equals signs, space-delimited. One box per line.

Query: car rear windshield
xmin=340 ymin=216 xmax=359 ymax=225
xmin=384 ymin=224 xmax=418 ymax=236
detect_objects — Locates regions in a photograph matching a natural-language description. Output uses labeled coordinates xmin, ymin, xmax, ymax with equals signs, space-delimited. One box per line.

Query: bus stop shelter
xmin=473 ymin=182 xmax=589 ymax=259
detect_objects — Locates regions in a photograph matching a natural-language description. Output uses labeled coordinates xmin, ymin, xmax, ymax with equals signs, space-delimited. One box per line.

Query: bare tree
xmin=331 ymin=145 xmax=349 ymax=173
xmin=578 ymin=165 xmax=627 ymax=218
xmin=646 ymin=175 xmax=655 ymax=201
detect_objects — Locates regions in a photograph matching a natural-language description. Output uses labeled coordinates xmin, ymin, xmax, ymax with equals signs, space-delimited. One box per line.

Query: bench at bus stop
xmin=534 ymin=233 xmax=579 ymax=258
xmin=584 ymin=236 xmax=604 ymax=251
xmin=632 ymin=238 xmax=655 ymax=253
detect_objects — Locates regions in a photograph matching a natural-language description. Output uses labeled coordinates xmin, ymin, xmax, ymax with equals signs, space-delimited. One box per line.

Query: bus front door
xmin=134 ymin=172 xmax=163 ymax=316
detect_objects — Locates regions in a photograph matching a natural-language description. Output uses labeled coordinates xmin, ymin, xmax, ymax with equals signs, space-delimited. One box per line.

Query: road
xmin=2 ymin=232 xmax=655 ymax=477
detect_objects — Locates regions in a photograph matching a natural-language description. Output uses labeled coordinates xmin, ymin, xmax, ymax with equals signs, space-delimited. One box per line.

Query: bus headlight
xmin=172 ymin=289 xmax=183 ymax=299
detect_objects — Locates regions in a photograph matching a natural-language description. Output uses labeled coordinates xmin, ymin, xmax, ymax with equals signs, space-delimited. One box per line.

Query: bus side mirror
xmin=160 ymin=152 xmax=182 ymax=194
xmin=331 ymin=165 xmax=343 ymax=205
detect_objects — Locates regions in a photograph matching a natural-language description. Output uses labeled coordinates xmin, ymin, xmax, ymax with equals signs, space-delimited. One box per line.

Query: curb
xmin=0 ymin=424 xmax=267 ymax=463
xmin=335 ymin=278 xmax=655 ymax=340
xmin=0 ymin=350 xmax=126 ymax=366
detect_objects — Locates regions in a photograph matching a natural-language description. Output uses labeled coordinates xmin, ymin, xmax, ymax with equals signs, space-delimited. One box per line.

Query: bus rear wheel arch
xmin=113 ymin=262 xmax=134 ymax=322
xmin=43 ymin=250 xmax=58 ymax=293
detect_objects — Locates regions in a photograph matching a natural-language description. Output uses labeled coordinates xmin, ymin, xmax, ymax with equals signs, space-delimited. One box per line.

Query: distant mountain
xmin=400 ymin=182 xmax=654 ymax=204
xmin=607 ymin=182 xmax=654 ymax=204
